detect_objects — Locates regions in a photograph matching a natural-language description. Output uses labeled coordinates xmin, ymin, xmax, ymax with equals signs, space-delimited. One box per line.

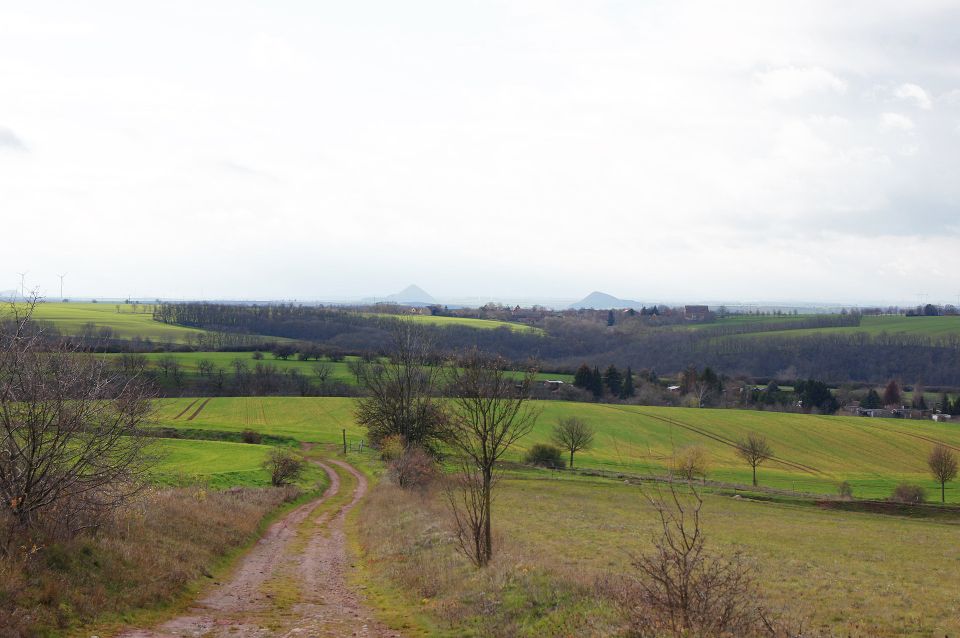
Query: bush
xmin=241 ymin=429 xmax=262 ymax=444
xmin=524 ymin=444 xmax=565 ymax=469
xmin=890 ymin=482 xmax=926 ymax=504
xmin=380 ymin=434 xmax=406 ymax=462
xmin=838 ymin=481 xmax=853 ymax=499
xmin=263 ymin=448 xmax=306 ymax=486
xmin=388 ymin=446 xmax=436 ymax=489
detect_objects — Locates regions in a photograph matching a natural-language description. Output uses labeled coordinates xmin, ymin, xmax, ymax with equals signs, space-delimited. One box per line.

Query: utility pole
xmin=16 ymin=271 xmax=27 ymax=299
xmin=58 ymin=273 xmax=67 ymax=300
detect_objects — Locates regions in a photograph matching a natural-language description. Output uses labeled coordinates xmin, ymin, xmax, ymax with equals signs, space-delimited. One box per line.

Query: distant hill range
xmin=365 ymin=284 xmax=437 ymax=307
xmin=569 ymin=291 xmax=644 ymax=310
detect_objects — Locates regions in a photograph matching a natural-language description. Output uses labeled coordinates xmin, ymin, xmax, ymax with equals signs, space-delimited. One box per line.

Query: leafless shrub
xmin=837 ymin=481 xmax=853 ymax=499
xmin=388 ymin=445 xmax=436 ymax=489
xmin=890 ymin=482 xmax=925 ymax=504
xmin=263 ymin=448 xmax=305 ymax=486
xmin=673 ymin=445 xmax=710 ymax=482
xmin=623 ymin=483 xmax=760 ymax=637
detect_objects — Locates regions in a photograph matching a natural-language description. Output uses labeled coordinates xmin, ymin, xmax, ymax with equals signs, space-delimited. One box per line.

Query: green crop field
xmin=149 ymin=437 xmax=326 ymax=488
xmin=102 ymin=351 xmax=573 ymax=385
xmin=150 ymin=397 xmax=960 ymax=501
xmin=686 ymin=313 xmax=960 ymax=341
xmin=19 ymin=302 xmax=209 ymax=342
xmin=363 ymin=311 xmax=543 ymax=334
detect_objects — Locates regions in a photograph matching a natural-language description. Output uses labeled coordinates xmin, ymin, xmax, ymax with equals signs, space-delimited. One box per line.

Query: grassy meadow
xmin=689 ymin=313 xmax=960 ymax=341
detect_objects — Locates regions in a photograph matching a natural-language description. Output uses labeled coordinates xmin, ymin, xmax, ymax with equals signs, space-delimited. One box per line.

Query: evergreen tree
xmin=590 ymin=366 xmax=603 ymax=398
xmin=620 ymin=366 xmax=635 ymax=398
xmin=912 ymin=382 xmax=927 ymax=410
xmin=607 ymin=310 xmax=615 ymax=326
xmin=939 ymin=392 xmax=951 ymax=414
xmin=604 ymin=365 xmax=623 ymax=397
xmin=573 ymin=364 xmax=593 ymax=389
xmin=861 ymin=388 xmax=882 ymax=409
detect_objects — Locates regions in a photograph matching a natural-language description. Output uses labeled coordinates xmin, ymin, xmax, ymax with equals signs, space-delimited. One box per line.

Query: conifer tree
xmin=620 ymin=366 xmax=635 ymax=398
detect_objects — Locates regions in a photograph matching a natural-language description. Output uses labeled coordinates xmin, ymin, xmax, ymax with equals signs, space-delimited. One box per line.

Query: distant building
xmin=684 ymin=305 xmax=710 ymax=321
xmin=542 ymin=380 xmax=565 ymax=391
xmin=933 ymin=414 xmax=952 ymax=422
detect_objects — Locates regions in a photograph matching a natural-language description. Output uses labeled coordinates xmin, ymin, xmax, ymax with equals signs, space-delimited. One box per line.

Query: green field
xmin=22 ymin=302 xmax=208 ymax=342
xmin=149 ymin=437 xmax=326 ymax=488
xmin=103 ymin=351 xmax=573 ymax=385
xmin=688 ymin=313 xmax=960 ymax=341
xmin=149 ymin=397 xmax=960 ymax=501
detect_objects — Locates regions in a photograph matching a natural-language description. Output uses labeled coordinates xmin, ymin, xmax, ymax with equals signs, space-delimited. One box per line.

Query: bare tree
xmin=444 ymin=350 xmax=539 ymax=567
xmin=736 ymin=433 xmax=773 ymax=487
xmin=196 ymin=358 xmax=215 ymax=378
xmin=624 ymin=483 xmax=757 ymax=636
xmin=354 ymin=322 xmax=447 ymax=455
xmin=552 ymin=417 xmax=594 ymax=468
xmin=928 ymin=443 xmax=958 ymax=503
xmin=312 ymin=361 xmax=332 ymax=384
xmin=0 ymin=299 xmax=155 ymax=551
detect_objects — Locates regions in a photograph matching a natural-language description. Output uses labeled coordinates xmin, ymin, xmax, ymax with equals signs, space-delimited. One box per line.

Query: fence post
xmin=342 ymin=429 xmax=347 ymax=455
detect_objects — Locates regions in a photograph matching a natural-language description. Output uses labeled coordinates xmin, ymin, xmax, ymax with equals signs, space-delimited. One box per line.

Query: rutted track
xmin=111 ymin=459 xmax=398 ymax=638
xmin=171 ymin=399 xmax=199 ymax=420
xmin=186 ymin=397 xmax=212 ymax=421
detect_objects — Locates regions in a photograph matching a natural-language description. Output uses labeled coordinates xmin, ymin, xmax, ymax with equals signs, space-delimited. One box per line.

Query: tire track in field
xmin=172 ymin=399 xmax=198 ymax=420
xmin=186 ymin=397 xmax=212 ymax=421
xmin=600 ymin=404 xmax=825 ymax=476
xmin=811 ymin=415 xmax=960 ymax=455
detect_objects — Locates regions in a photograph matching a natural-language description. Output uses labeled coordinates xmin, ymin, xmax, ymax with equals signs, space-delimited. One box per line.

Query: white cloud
xmin=893 ymin=83 xmax=932 ymax=109
xmin=0 ymin=126 xmax=26 ymax=151
xmin=880 ymin=112 xmax=915 ymax=131
xmin=754 ymin=66 xmax=847 ymax=100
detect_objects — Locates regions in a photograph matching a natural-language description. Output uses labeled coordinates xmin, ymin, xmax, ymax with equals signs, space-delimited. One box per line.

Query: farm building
xmin=684 ymin=305 xmax=710 ymax=321
xmin=933 ymin=413 xmax=952 ymax=422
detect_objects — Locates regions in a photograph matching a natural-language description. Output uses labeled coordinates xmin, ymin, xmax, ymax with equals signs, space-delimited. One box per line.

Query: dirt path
xmin=113 ymin=460 xmax=398 ymax=638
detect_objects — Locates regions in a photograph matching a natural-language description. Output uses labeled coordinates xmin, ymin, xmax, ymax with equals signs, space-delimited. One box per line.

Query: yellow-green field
xmin=364 ymin=312 xmax=543 ymax=334
xmin=23 ymin=302 xmax=208 ymax=342
xmin=689 ymin=313 xmax=960 ymax=340
xmin=150 ymin=397 xmax=960 ymax=501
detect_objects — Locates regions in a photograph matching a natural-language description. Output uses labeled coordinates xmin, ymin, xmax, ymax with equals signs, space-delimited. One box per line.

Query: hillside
xmin=150 ymin=397 xmax=960 ymax=501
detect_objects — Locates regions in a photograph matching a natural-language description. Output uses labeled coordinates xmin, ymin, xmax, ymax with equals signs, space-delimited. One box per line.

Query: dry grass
xmin=0 ymin=485 xmax=300 ymax=637
xmin=358 ymin=481 xmax=624 ymax=637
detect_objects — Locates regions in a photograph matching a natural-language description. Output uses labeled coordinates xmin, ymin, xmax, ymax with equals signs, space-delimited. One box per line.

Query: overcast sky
xmin=1 ymin=1 xmax=959 ymax=305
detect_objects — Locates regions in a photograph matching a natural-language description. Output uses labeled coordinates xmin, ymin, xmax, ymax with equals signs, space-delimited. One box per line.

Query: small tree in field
xmin=928 ymin=444 xmax=958 ymax=503
xmin=736 ymin=433 xmax=773 ymax=487
xmin=444 ymin=350 xmax=539 ymax=567
xmin=552 ymin=417 xmax=594 ymax=468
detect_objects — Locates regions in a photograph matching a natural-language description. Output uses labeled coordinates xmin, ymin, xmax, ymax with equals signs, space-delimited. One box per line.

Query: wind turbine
xmin=16 ymin=271 xmax=27 ymax=299
xmin=58 ymin=273 xmax=67 ymax=300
